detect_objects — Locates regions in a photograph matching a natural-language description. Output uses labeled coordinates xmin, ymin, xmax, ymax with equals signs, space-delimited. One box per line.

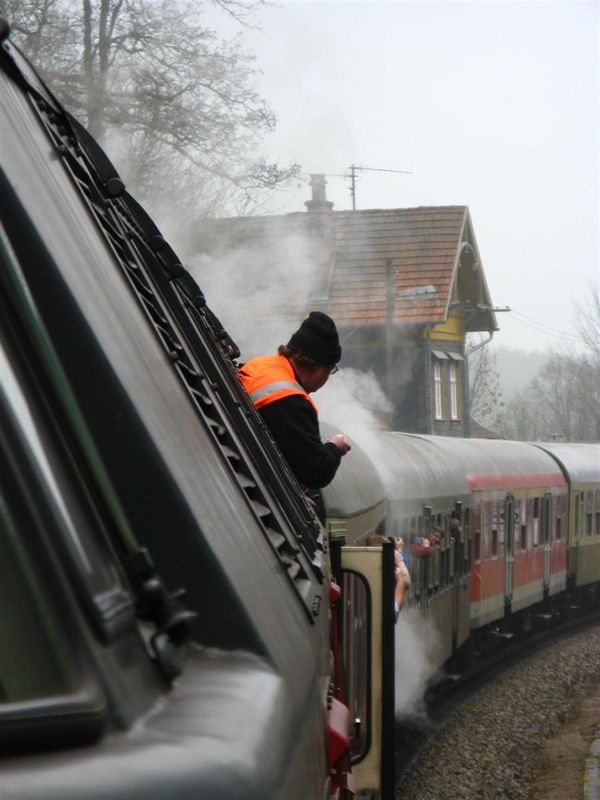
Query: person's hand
xmin=328 ymin=432 xmax=351 ymax=454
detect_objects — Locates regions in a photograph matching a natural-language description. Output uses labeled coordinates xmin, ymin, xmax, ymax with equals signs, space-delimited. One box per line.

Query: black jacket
xmin=259 ymin=395 xmax=342 ymax=489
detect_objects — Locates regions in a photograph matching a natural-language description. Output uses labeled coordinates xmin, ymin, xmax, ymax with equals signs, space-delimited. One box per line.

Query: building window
xmin=433 ymin=360 xmax=444 ymax=419
xmin=449 ymin=362 xmax=461 ymax=420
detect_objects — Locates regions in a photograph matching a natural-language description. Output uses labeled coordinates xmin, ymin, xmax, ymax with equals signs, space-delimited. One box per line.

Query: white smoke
xmin=316 ymin=367 xmax=391 ymax=463
xmin=188 ymin=230 xmax=324 ymax=361
xmin=395 ymin=608 xmax=439 ymax=720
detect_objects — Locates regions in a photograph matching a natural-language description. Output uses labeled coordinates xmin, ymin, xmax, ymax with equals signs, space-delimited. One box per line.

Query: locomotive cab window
xmin=0 ymin=433 xmax=107 ymax=749
xmin=1 ymin=343 xmax=132 ymax=640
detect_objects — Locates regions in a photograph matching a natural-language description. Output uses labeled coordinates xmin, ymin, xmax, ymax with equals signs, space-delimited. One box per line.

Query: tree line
xmin=1 ymin=0 xmax=298 ymax=220
xmin=468 ymin=286 xmax=600 ymax=442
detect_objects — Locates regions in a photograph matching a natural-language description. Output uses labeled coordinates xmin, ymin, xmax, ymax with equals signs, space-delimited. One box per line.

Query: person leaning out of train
xmin=238 ymin=312 xmax=351 ymax=521
xmin=408 ymin=535 xmax=432 ymax=559
xmin=367 ymin=533 xmax=405 ymax=622
xmin=393 ymin=536 xmax=411 ymax=591
xmin=430 ymin=526 xmax=444 ymax=545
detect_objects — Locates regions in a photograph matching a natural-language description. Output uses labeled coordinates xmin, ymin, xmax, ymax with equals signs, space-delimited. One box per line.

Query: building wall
xmin=338 ymin=327 xmax=470 ymax=436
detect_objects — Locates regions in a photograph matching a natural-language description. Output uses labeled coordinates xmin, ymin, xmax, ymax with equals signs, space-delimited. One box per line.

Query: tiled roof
xmin=196 ymin=205 xmax=493 ymax=329
xmin=321 ymin=206 xmax=467 ymax=326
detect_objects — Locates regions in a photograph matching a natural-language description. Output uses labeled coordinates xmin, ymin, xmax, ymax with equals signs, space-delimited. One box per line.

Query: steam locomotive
xmin=2 ymin=21 xmax=599 ymax=800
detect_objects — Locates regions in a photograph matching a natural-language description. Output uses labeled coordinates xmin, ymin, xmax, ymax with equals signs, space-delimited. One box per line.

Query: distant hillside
xmin=492 ymin=345 xmax=551 ymax=400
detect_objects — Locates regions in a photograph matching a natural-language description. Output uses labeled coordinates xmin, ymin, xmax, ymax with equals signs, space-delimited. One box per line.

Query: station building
xmin=194 ymin=175 xmax=498 ymax=436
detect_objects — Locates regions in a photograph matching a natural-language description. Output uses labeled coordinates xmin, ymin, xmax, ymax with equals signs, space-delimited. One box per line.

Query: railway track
xmin=395 ymin=609 xmax=600 ymax=795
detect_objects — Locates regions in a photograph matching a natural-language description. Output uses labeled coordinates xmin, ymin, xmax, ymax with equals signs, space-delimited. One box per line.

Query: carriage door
xmin=504 ymin=496 xmax=514 ymax=609
xmin=338 ymin=544 xmax=396 ymax=800
xmin=542 ymin=492 xmax=552 ymax=592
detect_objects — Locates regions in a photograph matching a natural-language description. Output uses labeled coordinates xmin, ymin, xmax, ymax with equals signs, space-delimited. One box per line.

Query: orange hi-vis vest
xmin=238 ymin=355 xmax=318 ymax=414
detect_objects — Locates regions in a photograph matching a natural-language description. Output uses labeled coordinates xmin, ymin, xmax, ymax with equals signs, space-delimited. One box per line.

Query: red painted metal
xmin=467 ymin=473 xmax=566 ymax=491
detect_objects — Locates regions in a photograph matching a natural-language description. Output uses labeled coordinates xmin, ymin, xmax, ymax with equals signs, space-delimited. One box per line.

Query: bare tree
xmin=495 ymin=287 xmax=600 ymax=442
xmin=575 ymin=282 xmax=600 ymax=365
xmin=2 ymin=0 xmax=299 ymax=216
xmin=495 ymin=389 xmax=544 ymax=441
xmin=467 ymin=334 xmax=504 ymax=430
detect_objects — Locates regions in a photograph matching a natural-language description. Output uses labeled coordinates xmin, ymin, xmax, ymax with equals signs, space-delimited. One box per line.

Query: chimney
xmin=305 ymin=174 xmax=334 ymax=212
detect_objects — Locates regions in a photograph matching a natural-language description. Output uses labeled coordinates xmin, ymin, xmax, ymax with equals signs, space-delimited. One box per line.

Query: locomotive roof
xmin=320 ymin=422 xmax=386 ymax=516
xmin=534 ymin=443 xmax=600 ymax=485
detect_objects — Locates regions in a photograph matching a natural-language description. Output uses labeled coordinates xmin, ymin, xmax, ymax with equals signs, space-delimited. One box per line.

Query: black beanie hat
xmin=287 ymin=311 xmax=342 ymax=364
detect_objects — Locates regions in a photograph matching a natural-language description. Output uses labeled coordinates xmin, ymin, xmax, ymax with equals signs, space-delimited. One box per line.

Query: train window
xmin=595 ymin=492 xmax=600 ymax=536
xmin=424 ymin=556 xmax=432 ymax=593
xmin=574 ymin=492 xmax=583 ymax=538
xmin=342 ymin=570 xmax=371 ymax=764
xmin=474 ymin=510 xmax=481 ymax=563
xmin=464 ymin=508 xmax=471 ymax=570
xmin=539 ymin=494 xmax=549 ymax=545
xmin=520 ymin=524 xmax=527 ymax=551
xmin=505 ymin=498 xmax=514 ymax=556
xmin=532 ymin=499 xmax=540 ymax=548
xmin=491 ymin=504 xmax=500 ymax=558
xmin=585 ymin=492 xmax=593 ymax=537
xmin=520 ymin=499 xmax=527 ymax=551
xmin=413 ymin=556 xmax=423 ymax=599
xmin=482 ymin=504 xmax=490 ymax=560
xmin=554 ymin=494 xmax=566 ymax=541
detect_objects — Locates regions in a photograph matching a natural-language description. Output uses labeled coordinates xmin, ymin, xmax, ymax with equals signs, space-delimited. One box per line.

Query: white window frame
xmin=449 ymin=362 xmax=461 ymax=420
xmin=433 ymin=360 xmax=444 ymax=419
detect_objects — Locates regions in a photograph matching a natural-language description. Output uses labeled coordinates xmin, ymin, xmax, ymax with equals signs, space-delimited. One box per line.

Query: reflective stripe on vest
xmin=238 ymin=354 xmax=318 ymax=414
xmin=249 ymin=379 xmax=304 ymax=404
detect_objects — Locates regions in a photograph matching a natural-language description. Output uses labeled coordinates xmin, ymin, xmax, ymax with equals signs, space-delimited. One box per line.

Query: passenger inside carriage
xmin=238 ymin=312 xmax=351 ymax=522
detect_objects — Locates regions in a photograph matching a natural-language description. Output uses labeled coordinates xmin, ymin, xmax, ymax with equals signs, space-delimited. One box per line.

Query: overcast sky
xmin=204 ymin=0 xmax=598 ymax=353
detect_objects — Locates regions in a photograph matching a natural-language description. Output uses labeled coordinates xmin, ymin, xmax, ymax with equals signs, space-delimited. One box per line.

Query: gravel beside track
xmin=396 ymin=622 xmax=600 ymax=800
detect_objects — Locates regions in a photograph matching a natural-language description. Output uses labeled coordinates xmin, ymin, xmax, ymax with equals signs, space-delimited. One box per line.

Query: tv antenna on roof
xmin=348 ymin=164 xmax=412 ymax=210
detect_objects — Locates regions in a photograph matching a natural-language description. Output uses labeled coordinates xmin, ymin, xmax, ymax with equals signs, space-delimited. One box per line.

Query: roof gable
xmin=194 ymin=205 xmax=497 ymax=332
